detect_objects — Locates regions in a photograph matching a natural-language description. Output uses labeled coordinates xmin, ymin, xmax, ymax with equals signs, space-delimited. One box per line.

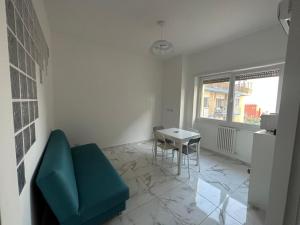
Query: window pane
xmin=201 ymin=81 xmax=230 ymax=120
xmin=233 ymin=76 xmax=279 ymax=125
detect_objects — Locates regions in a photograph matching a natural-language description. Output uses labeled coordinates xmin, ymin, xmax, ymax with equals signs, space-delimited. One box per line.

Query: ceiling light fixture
xmin=151 ymin=20 xmax=174 ymax=56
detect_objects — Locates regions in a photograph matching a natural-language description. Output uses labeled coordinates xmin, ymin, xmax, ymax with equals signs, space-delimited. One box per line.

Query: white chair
xmin=152 ymin=126 xmax=164 ymax=159
xmin=153 ymin=130 xmax=176 ymax=162
xmin=152 ymin=126 xmax=173 ymax=159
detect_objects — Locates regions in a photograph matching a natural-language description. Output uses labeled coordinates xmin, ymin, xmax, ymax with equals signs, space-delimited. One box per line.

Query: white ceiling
xmin=44 ymin=0 xmax=281 ymax=57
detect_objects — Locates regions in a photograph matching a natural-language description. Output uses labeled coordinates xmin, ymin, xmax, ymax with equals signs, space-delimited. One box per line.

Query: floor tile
xmin=219 ymin=196 xmax=265 ymax=225
xmin=230 ymin=180 xmax=249 ymax=205
xmin=192 ymin=177 xmax=230 ymax=207
xmin=201 ymin=208 xmax=241 ymax=225
xmin=125 ymin=198 xmax=182 ymax=225
xmin=160 ymin=184 xmax=217 ymax=225
xmin=200 ymin=164 xmax=247 ymax=194
xmin=102 ymin=141 xmax=261 ymax=225
xmin=124 ymin=177 xmax=155 ymax=213
xmin=137 ymin=166 xmax=182 ymax=197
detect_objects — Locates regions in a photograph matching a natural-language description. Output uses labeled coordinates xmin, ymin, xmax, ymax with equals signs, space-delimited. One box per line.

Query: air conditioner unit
xmin=278 ymin=0 xmax=292 ymax=34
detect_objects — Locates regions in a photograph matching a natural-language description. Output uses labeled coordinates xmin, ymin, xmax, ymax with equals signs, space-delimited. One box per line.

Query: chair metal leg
xmin=152 ymin=140 xmax=155 ymax=164
xmin=197 ymin=143 xmax=200 ymax=172
xmin=163 ymin=142 xmax=167 ymax=161
xmin=187 ymin=154 xmax=190 ymax=178
xmin=172 ymin=150 xmax=175 ymax=167
xmin=196 ymin=144 xmax=199 ymax=166
xmin=177 ymin=151 xmax=180 ymax=171
xmin=187 ymin=145 xmax=190 ymax=178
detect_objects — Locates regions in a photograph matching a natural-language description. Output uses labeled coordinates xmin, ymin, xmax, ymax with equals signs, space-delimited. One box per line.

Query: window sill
xmin=195 ymin=117 xmax=261 ymax=132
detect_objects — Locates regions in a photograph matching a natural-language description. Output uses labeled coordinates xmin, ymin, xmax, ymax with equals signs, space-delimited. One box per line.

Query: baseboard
xmin=103 ymin=139 xmax=153 ymax=150
xmin=200 ymin=147 xmax=251 ymax=167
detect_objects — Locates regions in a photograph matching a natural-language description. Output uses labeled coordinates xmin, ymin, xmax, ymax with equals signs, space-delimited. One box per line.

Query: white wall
xmin=0 ymin=2 xmax=20 ymax=224
xmin=162 ymin=25 xmax=288 ymax=163
xmin=193 ymin=120 xmax=255 ymax=163
xmin=188 ymin=25 xmax=287 ymax=163
xmin=162 ymin=56 xmax=183 ymax=128
xmin=162 ymin=56 xmax=190 ymax=129
xmin=0 ymin=0 xmax=54 ymax=225
xmin=186 ymin=25 xmax=288 ymax=76
xmin=51 ymin=32 xmax=163 ymax=148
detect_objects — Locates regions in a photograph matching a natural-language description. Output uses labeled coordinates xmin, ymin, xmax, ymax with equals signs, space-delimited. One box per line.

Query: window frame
xmin=196 ymin=63 xmax=285 ymax=130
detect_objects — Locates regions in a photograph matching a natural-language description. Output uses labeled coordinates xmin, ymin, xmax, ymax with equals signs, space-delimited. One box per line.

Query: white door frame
xmin=266 ymin=0 xmax=300 ymax=224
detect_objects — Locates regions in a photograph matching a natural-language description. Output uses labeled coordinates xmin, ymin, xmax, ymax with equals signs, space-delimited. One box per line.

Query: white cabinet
xmin=248 ymin=130 xmax=276 ymax=211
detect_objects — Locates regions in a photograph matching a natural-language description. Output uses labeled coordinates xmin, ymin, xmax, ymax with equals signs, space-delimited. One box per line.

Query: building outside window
xmin=203 ymin=97 xmax=209 ymax=108
xmin=198 ymin=65 xmax=281 ymax=126
xmin=234 ymin=97 xmax=241 ymax=115
xmin=200 ymin=78 xmax=230 ymax=121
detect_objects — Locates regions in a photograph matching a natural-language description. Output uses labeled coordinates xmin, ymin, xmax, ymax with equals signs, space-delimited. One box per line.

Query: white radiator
xmin=217 ymin=126 xmax=237 ymax=154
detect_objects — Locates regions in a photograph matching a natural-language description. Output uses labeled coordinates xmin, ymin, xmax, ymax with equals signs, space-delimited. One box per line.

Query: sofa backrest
xmin=36 ymin=130 xmax=79 ymax=223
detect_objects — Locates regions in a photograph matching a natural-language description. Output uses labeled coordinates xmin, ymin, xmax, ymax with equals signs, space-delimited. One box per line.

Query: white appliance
xmin=278 ymin=0 xmax=292 ymax=34
xmin=260 ymin=113 xmax=278 ymax=132
xmin=248 ymin=130 xmax=276 ymax=211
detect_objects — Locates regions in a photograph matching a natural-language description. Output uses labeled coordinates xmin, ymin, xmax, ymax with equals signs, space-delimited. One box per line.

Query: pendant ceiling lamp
xmin=151 ymin=20 xmax=174 ymax=56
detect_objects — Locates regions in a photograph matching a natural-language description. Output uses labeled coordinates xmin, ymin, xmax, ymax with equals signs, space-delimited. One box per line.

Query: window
xmin=232 ymin=70 xmax=280 ymax=125
xmin=203 ymin=97 xmax=209 ymax=108
xmin=200 ymin=78 xmax=230 ymax=121
xmin=198 ymin=66 xmax=281 ymax=126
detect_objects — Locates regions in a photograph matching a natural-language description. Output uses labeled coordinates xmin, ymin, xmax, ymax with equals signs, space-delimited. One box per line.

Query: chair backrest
xmin=188 ymin=137 xmax=201 ymax=146
xmin=153 ymin=126 xmax=165 ymax=143
xmin=36 ymin=130 xmax=79 ymax=223
xmin=153 ymin=125 xmax=164 ymax=133
xmin=154 ymin=131 xmax=166 ymax=143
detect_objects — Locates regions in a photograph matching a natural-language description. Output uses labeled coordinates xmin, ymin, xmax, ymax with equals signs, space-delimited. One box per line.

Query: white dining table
xmin=154 ymin=128 xmax=201 ymax=175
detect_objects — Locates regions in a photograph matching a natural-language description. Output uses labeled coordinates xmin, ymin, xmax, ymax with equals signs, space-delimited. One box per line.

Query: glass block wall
xmin=5 ymin=0 xmax=49 ymax=195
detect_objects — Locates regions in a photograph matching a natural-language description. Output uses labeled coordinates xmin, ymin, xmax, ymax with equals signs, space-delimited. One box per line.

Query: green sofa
xmin=36 ymin=130 xmax=129 ymax=225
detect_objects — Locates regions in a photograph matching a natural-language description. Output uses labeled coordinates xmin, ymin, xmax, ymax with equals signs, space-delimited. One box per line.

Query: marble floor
xmin=102 ymin=141 xmax=265 ymax=225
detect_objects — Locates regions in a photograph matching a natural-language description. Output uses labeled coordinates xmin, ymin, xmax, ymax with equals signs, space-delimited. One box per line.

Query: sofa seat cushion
xmin=71 ymin=144 xmax=129 ymax=223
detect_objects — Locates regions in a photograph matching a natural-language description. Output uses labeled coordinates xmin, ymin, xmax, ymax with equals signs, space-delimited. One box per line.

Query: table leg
xmin=197 ymin=142 xmax=200 ymax=172
xmin=154 ymin=139 xmax=158 ymax=162
xmin=177 ymin=143 xmax=182 ymax=175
